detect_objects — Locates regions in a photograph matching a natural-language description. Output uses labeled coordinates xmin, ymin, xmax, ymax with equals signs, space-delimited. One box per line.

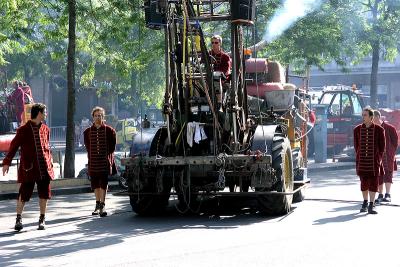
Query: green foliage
xmin=3 ymin=0 xmax=400 ymax=110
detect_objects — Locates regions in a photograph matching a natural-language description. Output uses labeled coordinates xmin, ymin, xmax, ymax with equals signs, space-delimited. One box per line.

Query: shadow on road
xmin=0 ymin=194 xmax=287 ymax=266
xmin=309 ymin=198 xmax=372 ymax=225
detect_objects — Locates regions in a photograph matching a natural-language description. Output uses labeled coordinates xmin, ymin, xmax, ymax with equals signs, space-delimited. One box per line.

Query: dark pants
xmin=90 ymin=172 xmax=109 ymax=190
xmin=359 ymin=175 xmax=379 ymax=192
xmin=19 ymin=179 xmax=51 ymax=202
xmin=378 ymin=172 xmax=393 ymax=185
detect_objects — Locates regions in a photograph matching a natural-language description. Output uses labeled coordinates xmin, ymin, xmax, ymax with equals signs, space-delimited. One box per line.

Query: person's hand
xmin=2 ymin=165 xmax=9 ymax=176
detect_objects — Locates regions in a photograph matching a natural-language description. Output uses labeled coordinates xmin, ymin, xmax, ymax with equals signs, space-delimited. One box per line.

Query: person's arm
xmin=108 ymin=127 xmax=116 ymax=154
xmin=390 ymin=126 xmax=398 ymax=150
xmin=221 ymin=54 xmax=231 ymax=76
xmin=2 ymin=127 xmax=24 ymax=174
xmin=378 ymin=127 xmax=386 ymax=158
xmin=353 ymin=127 xmax=359 ymax=155
xmin=83 ymin=128 xmax=90 ymax=153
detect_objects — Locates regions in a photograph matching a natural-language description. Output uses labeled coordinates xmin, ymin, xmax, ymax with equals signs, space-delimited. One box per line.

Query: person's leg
xmin=383 ymin=173 xmax=393 ymax=202
xmin=15 ymin=182 xmax=34 ymax=231
xmin=360 ymin=176 xmax=369 ymax=212
xmin=375 ymin=176 xmax=384 ymax=205
xmin=91 ymin=175 xmax=102 ymax=215
xmin=368 ymin=176 xmax=379 ymax=214
xmin=385 ymin=183 xmax=392 ymax=194
xmin=99 ymin=176 xmax=108 ymax=217
xmin=37 ymin=179 xmax=51 ymax=230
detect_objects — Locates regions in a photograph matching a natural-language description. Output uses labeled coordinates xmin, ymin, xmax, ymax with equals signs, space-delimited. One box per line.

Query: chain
xmin=215 ymin=153 xmax=226 ymax=189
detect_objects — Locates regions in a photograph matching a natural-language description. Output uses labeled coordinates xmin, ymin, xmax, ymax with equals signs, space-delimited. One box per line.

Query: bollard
xmin=313 ymin=104 xmax=328 ymax=163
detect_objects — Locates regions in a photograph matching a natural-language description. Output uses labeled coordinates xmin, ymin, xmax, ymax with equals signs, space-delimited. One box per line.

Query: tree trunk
xmin=64 ymin=0 xmax=76 ymax=178
xmin=370 ymin=40 xmax=379 ymax=108
xmin=370 ymin=0 xmax=380 ymax=109
xmin=130 ymin=70 xmax=138 ymax=116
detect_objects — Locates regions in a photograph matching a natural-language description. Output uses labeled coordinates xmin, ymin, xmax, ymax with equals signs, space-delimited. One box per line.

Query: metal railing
xmin=50 ymin=126 xmax=81 ymax=147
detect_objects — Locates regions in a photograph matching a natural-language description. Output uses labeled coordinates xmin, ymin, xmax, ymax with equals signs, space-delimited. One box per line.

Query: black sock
xmin=363 ymin=200 xmax=368 ymax=204
xmin=16 ymin=214 xmax=21 ymax=219
xmin=40 ymin=214 xmax=45 ymax=219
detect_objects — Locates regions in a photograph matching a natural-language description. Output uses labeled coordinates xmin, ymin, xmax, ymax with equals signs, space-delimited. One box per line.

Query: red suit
xmin=379 ymin=121 xmax=398 ymax=184
xmin=2 ymin=120 xmax=54 ymax=183
xmin=22 ymin=85 xmax=34 ymax=104
xmin=354 ymin=123 xmax=386 ymax=192
xmin=8 ymin=86 xmax=25 ymax=123
xmin=210 ymin=50 xmax=231 ymax=77
xmin=84 ymin=124 xmax=116 ymax=189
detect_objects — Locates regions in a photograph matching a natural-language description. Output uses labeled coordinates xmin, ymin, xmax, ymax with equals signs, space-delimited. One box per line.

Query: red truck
xmin=316 ymin=86 xmax=400 ymax=154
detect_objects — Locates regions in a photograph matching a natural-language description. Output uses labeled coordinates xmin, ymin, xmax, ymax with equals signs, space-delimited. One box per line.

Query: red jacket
xmin=210 ymin=50 xmax=231 ymax=77
xmin=354 ymin=123 xmax=385 ymax=177
xmin=2 ymin=120 xmax=54 ymax=182
xmin=381 ymin=121 xmax=398 ymax=172
xmin=83 ymin=124 xmax=117 ymax=176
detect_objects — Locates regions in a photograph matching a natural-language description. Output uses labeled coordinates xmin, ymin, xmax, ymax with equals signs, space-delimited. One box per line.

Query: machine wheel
xmin=129 ymin=168 xmax=171 ymax=216
xmin=129 ymin=128 xmax=172 ymax=215
xmin=292 ymin=149 xmax=306 ymax=203
xmin=258 ymin=134 xmax=294 ymax=215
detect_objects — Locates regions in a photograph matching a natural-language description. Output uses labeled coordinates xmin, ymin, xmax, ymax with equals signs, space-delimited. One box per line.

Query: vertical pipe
xmin=231 ymin=24 xmax=238 ymax=147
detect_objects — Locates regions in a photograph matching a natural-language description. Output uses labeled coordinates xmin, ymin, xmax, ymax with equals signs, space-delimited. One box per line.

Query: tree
xmin=64 ymin=0 xmax=76 ymax=178
xmin=352 ymin=0 xmax=400 ymax=108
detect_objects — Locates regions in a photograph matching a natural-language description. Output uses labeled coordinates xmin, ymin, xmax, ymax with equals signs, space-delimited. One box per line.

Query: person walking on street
xmin=373 ymin=110 xmax=398 ymax=204
xmin=84 ymin=107 xmax=116 ymax=217
xmin=2 ymin=103 xmax=54 ymax=231
xmin=354 ymin=107 xmax=386 ymax=214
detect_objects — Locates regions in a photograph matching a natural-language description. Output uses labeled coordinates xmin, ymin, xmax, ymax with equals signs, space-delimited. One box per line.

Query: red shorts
xmin=378 ymin=172 xmax=393 ymax=185
xmin=19 ymin=179 xmax=52 ymax=202
xmin=90 ymin=172 xmax=109 ymax=190
xmin=359 ymin=175 xmax=379 ymax=192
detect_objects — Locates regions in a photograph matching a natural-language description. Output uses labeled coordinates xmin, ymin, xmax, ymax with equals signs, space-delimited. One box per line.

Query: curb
xmin=308 ymin=163 xmax=355 ymax=173
xmin=0 ymin=180 xmax=120 ymax=201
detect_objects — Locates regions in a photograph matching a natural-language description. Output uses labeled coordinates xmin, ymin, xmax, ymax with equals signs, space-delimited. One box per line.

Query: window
xmin=341 ymin=94 xmax=352 ymax=115
xmin=351 ymin=94 xmax=362 ymax=115
xmin=320 ymin=93 xmax=334 ymax=105
xmin=329 ymin=94 xmax=340 ymax=115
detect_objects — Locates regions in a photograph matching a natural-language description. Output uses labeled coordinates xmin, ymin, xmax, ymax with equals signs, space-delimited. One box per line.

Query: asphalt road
xmin=0 ymin=169 xmax=399 ymax=267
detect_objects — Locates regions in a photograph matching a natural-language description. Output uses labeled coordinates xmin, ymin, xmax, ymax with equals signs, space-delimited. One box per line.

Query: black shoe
xmin=99 ymin=202 xmax=107 ymax=217
xmin=14 ymin=217 xmax=23 ymax=232
xmin=368 ymin=202 xmax=378 ymax=214
xmin=92 ymin=201 xmax=101 ymax=215
xmin=360 ymin=201 xmax=368 ymax=212
xmin=38 ymin=215 xmax=45 ymax=230
xmin=375 ymin=194 xmax=384 ymax=205
xmin=382 ymin=193 xmax=391 ymax=203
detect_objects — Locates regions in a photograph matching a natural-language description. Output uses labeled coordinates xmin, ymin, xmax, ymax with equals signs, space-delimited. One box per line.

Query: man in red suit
xmin=2 ymin=103 xmax=54 ymax=231
xmin=210 ymin=35 xmax=231 ymax=109
xmin=373 ymin=110 xmax=398 ymax=204
xmin=84 ymin=107 xmax=116 ymax=217
xmin=210 ymin=35 xmax=231 ymax=77
xmin=354 ymin=107 xmax=386 ymax=214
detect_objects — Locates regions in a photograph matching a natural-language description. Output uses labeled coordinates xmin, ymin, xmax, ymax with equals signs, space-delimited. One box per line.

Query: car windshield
xmin=320 ymin=93 xmax=335 ymax=105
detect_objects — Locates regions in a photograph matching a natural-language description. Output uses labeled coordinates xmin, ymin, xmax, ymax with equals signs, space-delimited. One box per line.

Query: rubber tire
xmin=129 ymin=128 xmax=171 ymax=215
xmin=292 ymin=149 xmax=306 ymax=203
xmin=258 ymin=134 xmax=293 ymax=215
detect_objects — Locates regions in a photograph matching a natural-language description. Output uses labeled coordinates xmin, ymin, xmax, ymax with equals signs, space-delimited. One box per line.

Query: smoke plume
xmin=264 ymin=0 xmax=324 ymax=42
